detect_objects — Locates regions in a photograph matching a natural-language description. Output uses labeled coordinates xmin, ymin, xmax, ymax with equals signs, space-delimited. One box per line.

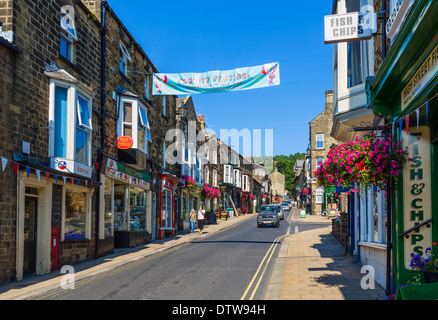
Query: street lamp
xmin=178 ymin=103 xmax=188 ymax=118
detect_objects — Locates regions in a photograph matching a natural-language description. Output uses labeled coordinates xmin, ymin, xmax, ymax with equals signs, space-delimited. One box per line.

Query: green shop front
xmin=367 ymin=0 xmax=438 ymax=288
xmin=102 ymin=157 xmax=152 ymax=249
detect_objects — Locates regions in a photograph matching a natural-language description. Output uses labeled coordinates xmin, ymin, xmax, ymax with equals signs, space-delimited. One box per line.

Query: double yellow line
xmin=240 ymin=234 xmax=287 ymax=300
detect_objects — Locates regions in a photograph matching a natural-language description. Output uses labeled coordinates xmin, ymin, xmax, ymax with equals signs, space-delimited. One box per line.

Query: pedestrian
xmin=189 ymin=209 xmax=197 ymax=233
xmin=197 ymin=205 xmax=206 ymax=234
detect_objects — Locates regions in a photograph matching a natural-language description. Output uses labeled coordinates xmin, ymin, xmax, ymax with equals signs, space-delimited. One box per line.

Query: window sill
xmin=119 ymin=70 xmax=131 ymax=85
xmin=58 ymin=54 xmax=81 ymax=74
xmin=358 ymin=241 xmax=387 ymax=251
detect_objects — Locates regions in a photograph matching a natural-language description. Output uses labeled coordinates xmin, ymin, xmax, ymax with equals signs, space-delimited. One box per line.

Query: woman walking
xmin=189 ymin=209 xmax=197 ymax=233
xmin=197 ymin=205 xmax=206 ymax=234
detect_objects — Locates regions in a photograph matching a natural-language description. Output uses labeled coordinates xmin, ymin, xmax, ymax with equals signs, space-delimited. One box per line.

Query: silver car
xmin=274 ymin=204 xmax=284 ymax=220
xmin=257 ymin=205 xmax=280 ymax=228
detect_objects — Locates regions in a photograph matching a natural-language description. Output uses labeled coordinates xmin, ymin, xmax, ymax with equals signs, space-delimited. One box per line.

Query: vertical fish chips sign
xmin=324 ymin=6 xmax=376 ymax=44
xmin=152 ymin=62 xmax=280 ymax=95
xmin=402 ymin=127 xmax=432 ymax=268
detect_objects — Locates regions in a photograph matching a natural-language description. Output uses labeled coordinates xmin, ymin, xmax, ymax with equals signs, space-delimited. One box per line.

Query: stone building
xmin=0 ymin=0 xmax=102 ymax=282
xmin=308 ymin=90 xmax=342 ymax=214
xmin=268 ymin=168 xmax=285 ymax=201
xmin=82 ymin=0 xmax=179 ymax=244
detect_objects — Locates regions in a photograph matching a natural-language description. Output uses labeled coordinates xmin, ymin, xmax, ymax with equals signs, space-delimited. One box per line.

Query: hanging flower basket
xmin=314 ymin=132 xmax=412 ymax=191
xmin=302 ymin=188 xmax=311 ymax=195
xmin=262 ymin=193 xmax=269 ymax=199
xmin=249 ymin=194 xmax=255 ymax=200
xmin=181 ymin=175 xmax=196 ymax=189
xmin=203 ymin=184 xmax=221 ymax=198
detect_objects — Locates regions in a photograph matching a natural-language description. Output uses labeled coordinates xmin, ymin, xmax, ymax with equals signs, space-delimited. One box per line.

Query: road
xmin=32 ymin=208 xmax=326 ymax=300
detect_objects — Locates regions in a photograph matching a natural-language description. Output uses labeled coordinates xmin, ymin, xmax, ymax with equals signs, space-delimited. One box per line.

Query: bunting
xmin=0 ymin=158 xmax=97 ymax=187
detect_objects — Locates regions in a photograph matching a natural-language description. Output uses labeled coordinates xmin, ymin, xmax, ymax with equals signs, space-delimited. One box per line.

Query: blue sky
xmin=108 ymin=0 xmax=334 ymax=157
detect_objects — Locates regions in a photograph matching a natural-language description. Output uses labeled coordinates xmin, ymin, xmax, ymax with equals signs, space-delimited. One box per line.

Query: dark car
xmin=257 ymin=205 xmax=280 ymax=228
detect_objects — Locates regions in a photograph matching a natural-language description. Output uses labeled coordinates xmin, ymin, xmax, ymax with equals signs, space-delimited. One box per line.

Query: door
xmin=151 ymin=193 xmax=156 ymax=241
xmin=24 ymin=196 xmax=38 ymax=275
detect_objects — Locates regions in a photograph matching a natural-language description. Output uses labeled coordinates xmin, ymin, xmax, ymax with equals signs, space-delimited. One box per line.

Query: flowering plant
xmin=181 ymin=175 xmax=196 ymax=189
xmin=262 ymin=193 xmax=269 ymax=199
xmin=302 ymin=188 xmax=311 ymax=195
xmin=249 ymin=194 xmax=255 ymax=200
xmin=203 ymin=184 xmax=221 ymax=198
xmin=314 ymin=133 xmax=411 ymax=191
xmin=274 ymin=195 xmax=281 ymax=202
xmin=409 ymin=243 xmax=438 ymax=273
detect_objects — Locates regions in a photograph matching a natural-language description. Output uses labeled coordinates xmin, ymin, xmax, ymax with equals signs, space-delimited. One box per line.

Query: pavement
xmin=264 ymin=208 xmax=386 ymax=300
xmin=0 ymin=208 xmax=387 ymax=300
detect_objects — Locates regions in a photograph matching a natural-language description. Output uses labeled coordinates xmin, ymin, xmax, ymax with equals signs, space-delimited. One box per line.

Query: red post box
xmin=51 ymin=227 xmax=60 ymax=272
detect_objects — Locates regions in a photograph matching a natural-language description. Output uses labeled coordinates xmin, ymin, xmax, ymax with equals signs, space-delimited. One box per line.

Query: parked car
xmin=275 ymin=204 xmax=284 ymax=220
xmin=257 ymin=205 xmax=280 ymax=228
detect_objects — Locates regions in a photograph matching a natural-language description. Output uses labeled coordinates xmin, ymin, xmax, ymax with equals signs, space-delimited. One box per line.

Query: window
xmin=76 ymin=96 xmax=92 ymax=164
xmin=213 ymin=169 xmax=218 ymax=187
xmin=345 ymin=0 xmax=365 ymax=88
xmin=213 ymin=150 xmax=218 ymax=165
xmin=234 ymin=169 xmax=241 ymax=188
xmin=65 ymin=189 xmax=89 ymax=240
xmin=162 ymin=96 xmax=166 ymax=116
xmin=129 ymin=187 xmax=147 ymax=232
xmin=104 ymin=178 xmax=113 ymax=237
xmin=144 ymin=76 xmax=150 ymax=100
xmin=118 ymin=98 xmax=152 ymax=155
xmin=60 ymin=10 xmax=77 ymax=63
xmin=120 ymin=42 xmax=131 ymax=76
xmin=163 ymin=140 xmax=166 ymax=169
xmin=316 ymin=158 xmax=324 ymax=169
xmin=316 ymin=134 xmax=324 ymax=149
xmin=243 ymin=174 xmax=250 ymax=192
xmin=50 ymin=82 xmax=93 ymax=167
xmin=224 ymin=165 xmax=232 ymax=184
xmin=205 ymin=167 xmax=210 ymax=185
xmin=138 ymin=106 xmax=151 ymax=156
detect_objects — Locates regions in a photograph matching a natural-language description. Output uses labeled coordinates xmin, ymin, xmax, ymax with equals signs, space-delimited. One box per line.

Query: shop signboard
xmin=116 ymin=136 xmax=134 ymax=150
xmin=316 ymin=187 xmax=325 ymax=204
xmin=402 ymin=126 xmax=432 ymax=268
xmin=106 ymin=158 xmax=151 ymax=182
xmin=300 ymin=210 xmax=306 ymax=219
xmin=401 ymin=43 xmax=438 ymax=111
xmin=50 ymin=158 xmax=92 ymax=178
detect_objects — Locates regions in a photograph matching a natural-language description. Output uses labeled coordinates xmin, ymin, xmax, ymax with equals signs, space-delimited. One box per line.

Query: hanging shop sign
xmin=50 ymin=158 xmax=92 ymax=178
xmin=402 ymin=126 xmax=432 ymax=268
xmin=324 ymin=10 xmax=376 ymax=44
xmin=401 ymin=43 xmax=438 ymax=111
xmin=152 ymin=62 xmax=280 ymax=95
xmin=316 ymin=187 xmax=325 ymax=204
xmin=117 ymin=136 xmax=134 ymax=150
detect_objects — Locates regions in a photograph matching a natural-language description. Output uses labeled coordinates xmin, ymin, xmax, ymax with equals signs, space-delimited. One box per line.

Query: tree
xmin=273 ymin=153 xmax=306 ymax=193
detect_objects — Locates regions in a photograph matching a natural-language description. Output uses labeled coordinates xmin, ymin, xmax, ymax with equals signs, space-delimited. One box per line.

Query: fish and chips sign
xmin=402 ymin=127 xmax=432 ymax=268
xmin=324 ymin=6 xmax=376 ymax=44
xmin=153 ymin=62 xmax=280 ymax=95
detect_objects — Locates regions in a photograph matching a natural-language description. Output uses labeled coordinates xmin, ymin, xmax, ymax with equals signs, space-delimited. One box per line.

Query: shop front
xmin=160 ymin=173 xmax=180 ymax=240
xmin=13 ymin=154 xmax=98 ymax=281
xmin=103 ymin=157 xmax=152 ymax=249
xmin=179 ymin=186 xmax=201 ymax=232
xmin=367 ymin=0 xmax=438 ymax=288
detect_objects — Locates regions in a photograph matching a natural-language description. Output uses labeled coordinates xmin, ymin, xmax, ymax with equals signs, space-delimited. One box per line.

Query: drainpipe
xmin=95 ymin=0 xmax=108 ymax=259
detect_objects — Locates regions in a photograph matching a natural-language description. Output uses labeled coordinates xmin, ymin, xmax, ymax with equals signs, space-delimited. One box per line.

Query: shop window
xmin=234 ymin=169 xmax=241 ymax=188
xmin=114 ymin=183 xmax=128 ymax=231
xmin=65 ymin=190 xmax=88 ymax=240
xmin=130 ymin=187 xmax=146 ymax=232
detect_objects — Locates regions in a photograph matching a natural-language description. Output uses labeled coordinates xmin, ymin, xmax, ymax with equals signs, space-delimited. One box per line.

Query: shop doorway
xmin=23 ymin=194 xmax=38 ymax=275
